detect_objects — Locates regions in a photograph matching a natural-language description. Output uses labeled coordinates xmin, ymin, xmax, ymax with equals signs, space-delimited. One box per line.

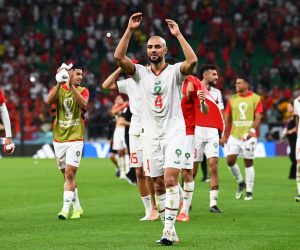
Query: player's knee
xmin=182 ymin=169 xmax=193 ymax=182
xmin=211 ymin=185 xmax=219 ymax=190
xmin=64 ymin=169 xmax=75 ymax=181
xmin=227 ymin=158 xmax=235 ymax=167
xmin=164 ymin=177 xmax=177 ymax=188
xmin=153 ymin=178 xmax=165 ymax=194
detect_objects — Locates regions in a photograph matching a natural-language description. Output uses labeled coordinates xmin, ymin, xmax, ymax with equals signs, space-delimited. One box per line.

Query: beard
xmin=208 ymin=80 xmax=217 ymax=87
xmin=148 ymin=55 xmax=163 ymax=64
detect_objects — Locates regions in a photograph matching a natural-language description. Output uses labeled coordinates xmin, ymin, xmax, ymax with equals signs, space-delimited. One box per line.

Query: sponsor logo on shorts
xmin=76 ymin=151 xmax=81 ymax=157
xmin=174 ymin=160 xmax=181 ymax=164
xmin=175 ymin=149 xmax=182 ymax=158
xmin=185 ymin=153 xmax=190 ymax=160
xmin=214 ymin=143 xmax=218 ymax=148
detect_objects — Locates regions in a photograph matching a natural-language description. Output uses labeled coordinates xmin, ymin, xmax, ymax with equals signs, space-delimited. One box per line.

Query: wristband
xmin=250 ymin=128 xmax=256 ymax=134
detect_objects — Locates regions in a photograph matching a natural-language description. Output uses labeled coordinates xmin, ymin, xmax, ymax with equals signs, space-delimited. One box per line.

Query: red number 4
xmin=155 ymin=95 xmax=163 ymax=109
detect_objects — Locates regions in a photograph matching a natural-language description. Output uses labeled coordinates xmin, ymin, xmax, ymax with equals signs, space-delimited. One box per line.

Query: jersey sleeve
xmin=224 ymin=99 xmax=232 ymax=115
xmin=132 ymin=64 xmax=143 ymax=83
xmin=116 ymin=79 xmax=128 ymax=95
xmin=254 ymin=98 xmax=263 ymax=114
xmin=81 ymin=88 xmax=89 ymax=101
xmin=294 ymin=99 xmax=300 ymax=116
xmin=217 ymin=90 xmax=224 ymax=110
xmin=0 ymin=89 xmax=6 ymax=104
xmin=174 ymin=62 xmax=187 ymax=86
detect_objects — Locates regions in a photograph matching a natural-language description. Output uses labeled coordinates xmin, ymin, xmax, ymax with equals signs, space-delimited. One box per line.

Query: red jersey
xmin=181 ymin=75 xmax=200 ymax=135
xmin=0 ymin=89 xmax=6 ymax=104
xmin=194 ymin=81 xmax=225 ymax=134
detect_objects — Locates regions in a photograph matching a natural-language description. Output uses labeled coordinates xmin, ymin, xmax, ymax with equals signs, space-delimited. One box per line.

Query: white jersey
xmin=209 ymin=86 xmax=224 ymax=110
xmin=196 ymin=86 xmax=224 ymax=139
xmin=133 ymin=63 xmax=186 ymax=139
xmin=294 ymin=98 xmax=300 ymax=137
xmin=117 ymin=78 xmax=142 ymax=135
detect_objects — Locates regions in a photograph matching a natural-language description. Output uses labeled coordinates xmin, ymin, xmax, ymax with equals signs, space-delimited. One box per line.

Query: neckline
xmin=150 ymin=63 xmax=169 ymax=76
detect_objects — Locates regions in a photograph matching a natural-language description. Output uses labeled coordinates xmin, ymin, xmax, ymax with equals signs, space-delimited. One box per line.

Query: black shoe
xmin=210 ymin=206 xmax=222 ymax=213
xmin=294 ymin=195 xmax=300 ymax=202
xmin=244 ymin=192 xmax=253 ymax=201
xmin=235 ymin=181 xmax=246 ymax=199
xmin=126 ymin=169 xmax=137 ymax=185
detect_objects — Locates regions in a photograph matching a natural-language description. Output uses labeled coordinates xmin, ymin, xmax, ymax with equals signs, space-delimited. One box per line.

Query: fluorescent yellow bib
xmin=229 ymin=92 xmax=261 ymax=139
xmin=53 ymin=86 xmax=86 ymax=141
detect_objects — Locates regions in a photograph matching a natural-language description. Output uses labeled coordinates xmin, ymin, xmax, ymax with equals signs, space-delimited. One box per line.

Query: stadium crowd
xmin=0 ymin=0 xmax=299 ymax=141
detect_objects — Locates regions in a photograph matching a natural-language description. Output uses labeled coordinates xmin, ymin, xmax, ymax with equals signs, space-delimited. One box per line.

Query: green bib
xmin=229 ymin=92 xmax=261 ymax=139
xmin=53 ymin=86 xmax=86 ymax=141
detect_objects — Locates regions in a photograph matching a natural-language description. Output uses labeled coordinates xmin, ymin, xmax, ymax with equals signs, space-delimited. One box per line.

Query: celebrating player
xmin=114 ymin=13 xmax=197 ymax=245
xmin=220 ymin=76 xmax=263 ymax=200
xmin=46 ymin=63 xmax=89 ymax=219
xmin=176 ymin=75 xmax=207 ymax=222
xmin=102 ymin=67 xmax=159 ymax=221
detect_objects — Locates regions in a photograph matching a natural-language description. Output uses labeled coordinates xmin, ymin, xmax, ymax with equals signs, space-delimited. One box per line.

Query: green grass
xmin=0 ymin=157 xmax=299 ymax=249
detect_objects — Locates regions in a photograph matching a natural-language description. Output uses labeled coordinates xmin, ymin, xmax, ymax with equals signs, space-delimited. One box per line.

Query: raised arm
xmin=165 ymin=19 xmax=198 ymax=75
xmin=70 ymin=85 xmax=88 ymax=107
xmin=102 ymin=67 xmax=123 ymax=90
xmin=114 ymin=13 xmax=142 ymax=75
xmin=46 ymin=68 xmax=69 ymax=105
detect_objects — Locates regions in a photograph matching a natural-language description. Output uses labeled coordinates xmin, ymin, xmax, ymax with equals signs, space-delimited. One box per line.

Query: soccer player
xmin=114 ymin=13 xmax=197 ymax=245
xmin=220 ymin=76 xmax=263 ymax=201
xmin=111 ymin=95 xmax=130 ymax=179
xmin=46 ymin=63 xmax=89 ymax=219
xmin=193 ymin=65 xmax=225 ymax=213
xmin=293 ymin=97 xmax=300 ymax=201
xmin=102 ymin=67 xmax=159 ymax=220
xmin=176 ymin=75 xmax=207 ymax=222
xmin=0 ymin=88 xmax=14 ymax=153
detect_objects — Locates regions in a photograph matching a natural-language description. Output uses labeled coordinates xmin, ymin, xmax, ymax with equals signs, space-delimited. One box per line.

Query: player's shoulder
xmin=249 ymin=91 xmax=261 ymax=101
xmin=186 ymin=75 xmax=201 ymax=86
xmin=211 ymin=86 xmax=221 ymax=94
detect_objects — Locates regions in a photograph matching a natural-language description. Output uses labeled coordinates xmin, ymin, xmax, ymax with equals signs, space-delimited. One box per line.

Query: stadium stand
xmin=0 ymin=0 xmax=299 ymax=142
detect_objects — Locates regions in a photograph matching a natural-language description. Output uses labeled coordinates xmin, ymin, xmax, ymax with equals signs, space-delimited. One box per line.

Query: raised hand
xmin=197 ymin=90 xmax=206 ymax=103
xmin=165 ymin=19 xmax=181 ymax=37
xmin=128 ymin=13 xmax=142 ymax=31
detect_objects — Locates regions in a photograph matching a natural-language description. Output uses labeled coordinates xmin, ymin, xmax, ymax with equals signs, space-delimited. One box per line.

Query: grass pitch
xmin=0 ymin=157 xmax=299 ymax=249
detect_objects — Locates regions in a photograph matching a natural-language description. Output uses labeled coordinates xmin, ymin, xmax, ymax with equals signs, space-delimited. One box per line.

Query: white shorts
xmin=182 ymin=135 xmax=194 ymax=169
xmin=129 ymin=134 xmax=143 ymax=169
xmin=296 ymin=139 xmax=300 ymax=160
xmin=194 ymin=136 xmax=219 ymax=162
xmin=53 ymin=141 xmax=83 ymax=169
xmin=226 ymin=135 xmax=257 ymax=160
xmin=113 ymin=127 xmax=126 ymax=150
xmin=143 ymin=133 xmax=185 ymax=178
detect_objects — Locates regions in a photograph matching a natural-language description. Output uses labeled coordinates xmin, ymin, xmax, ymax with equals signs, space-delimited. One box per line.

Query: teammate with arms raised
xmin=220 ymin=76 xmax=263 ymax=200
xmin=114 ymin=13 xmax=197 ymax=245
xmin=46 ymin=63 xmax=89 ymax=219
